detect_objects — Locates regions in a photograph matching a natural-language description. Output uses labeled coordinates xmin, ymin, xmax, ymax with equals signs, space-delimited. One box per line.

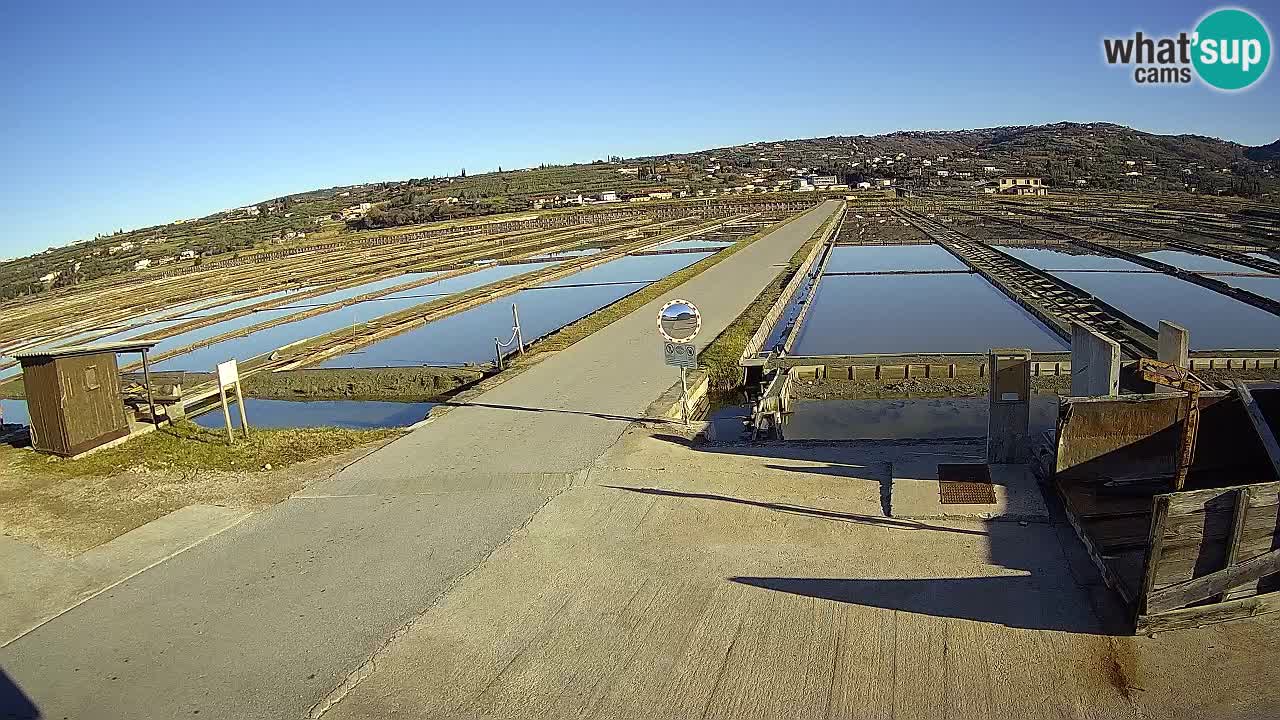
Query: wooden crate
xmin=1052 ymin=389 xmax=1280 ymax=633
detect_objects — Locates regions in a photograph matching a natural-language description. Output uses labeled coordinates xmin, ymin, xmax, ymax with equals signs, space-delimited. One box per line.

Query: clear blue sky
xmin=2 ymin=0 xmax=1277 ymax=256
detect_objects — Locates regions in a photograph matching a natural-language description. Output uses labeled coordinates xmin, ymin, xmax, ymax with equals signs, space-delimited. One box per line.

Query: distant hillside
xmin=650 ymin=122 xmax=1275 ymax=194
xmin=1247 ymin=139 xmax=1280 ymax=162
xmin=3 ymin=121 xmax=1277 ymax=302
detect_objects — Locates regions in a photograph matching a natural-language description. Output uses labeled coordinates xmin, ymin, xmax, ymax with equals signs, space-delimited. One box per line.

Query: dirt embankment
xmin=239 ymin=366 xmax=485 ymax=402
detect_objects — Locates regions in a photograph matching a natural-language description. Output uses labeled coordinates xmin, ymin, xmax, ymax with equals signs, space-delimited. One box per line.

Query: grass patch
xmin=697 ymin=209 xmax=839 ymax=388
xmin=526 ymin=211 xmax=812 ymax=356
xmin=20 ymin=420 xmax=399 ymax=477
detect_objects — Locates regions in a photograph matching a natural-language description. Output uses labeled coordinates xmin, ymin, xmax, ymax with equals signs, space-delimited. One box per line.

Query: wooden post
xmin=1137 ymin=495 xmax=1170 ymax=625
xmin=1215 ymin=487 xmax=1250 ymax=603
xmin=141 ymin=349 xmax=159 ymax=428
xmin=218 ymin=384 xmax=234 ymax=445
xmin=1232 ymin=380 xmax=1280 ymax=481
xmin=233 ymin=380 xmax=250 ymax=439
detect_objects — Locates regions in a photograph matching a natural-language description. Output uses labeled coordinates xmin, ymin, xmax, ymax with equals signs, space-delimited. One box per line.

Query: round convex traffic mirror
xmin=658 ymin=299 xmax=701 ymax=342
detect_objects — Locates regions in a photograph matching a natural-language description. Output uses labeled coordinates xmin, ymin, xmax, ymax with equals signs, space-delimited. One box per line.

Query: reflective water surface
xmin=793 ymin=274 xmax=1067 ymax=355
xmin=0 ymin=398 xmax=28 ymax=426
xmin=995 ymin=246 xmax=1144 ymax=271
xmin=194 ymin=398 xmax=433 ymax=429
xmin=1051 ymin=271 xmax=1280 ymax=349
xmin=320 ymin=251 xmax=710 ymax=368
xmin=1142 ymin=250 xmax=1267 ymax=274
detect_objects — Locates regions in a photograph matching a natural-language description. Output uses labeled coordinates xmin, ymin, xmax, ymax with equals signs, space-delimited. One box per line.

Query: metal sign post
xmin=658 ymin=299 xmax=702 ymax=426
xmin=216 ymin=359 xmax=250 ymax=445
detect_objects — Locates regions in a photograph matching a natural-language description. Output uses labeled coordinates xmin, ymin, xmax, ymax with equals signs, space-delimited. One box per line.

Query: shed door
xmin=58 ymin=353 xmax=127 ymax=449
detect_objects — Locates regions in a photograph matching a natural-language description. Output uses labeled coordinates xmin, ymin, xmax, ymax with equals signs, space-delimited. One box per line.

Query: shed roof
xmin=12 ymin=341 xmax=159 ymax=362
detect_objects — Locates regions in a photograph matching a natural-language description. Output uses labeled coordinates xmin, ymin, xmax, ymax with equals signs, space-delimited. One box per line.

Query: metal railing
xmin=493 ymin=303 xmax=524 ymax=370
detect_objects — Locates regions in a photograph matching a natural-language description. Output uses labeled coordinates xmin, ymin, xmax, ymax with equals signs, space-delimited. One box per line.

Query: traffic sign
xmin=658 ymin=299 xmax=701 ymax=343
xmin=664 ymin=341 xmax=698 ymax=368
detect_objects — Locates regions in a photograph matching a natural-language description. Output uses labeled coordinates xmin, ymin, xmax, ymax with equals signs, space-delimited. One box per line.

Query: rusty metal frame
xmin=1136 ymin=358 xmax=1209 ymax=490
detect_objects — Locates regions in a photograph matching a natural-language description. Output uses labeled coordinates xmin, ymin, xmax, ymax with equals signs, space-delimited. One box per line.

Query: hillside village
xmin=3 ymin=122 xmax=1276 ymax=302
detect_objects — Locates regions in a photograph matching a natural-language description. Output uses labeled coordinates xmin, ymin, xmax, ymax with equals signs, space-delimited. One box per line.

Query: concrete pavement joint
xmin=308 ymin=470 xmax=583 ymax=719
xmin=0 ymin=511 xmax=252 ymax=648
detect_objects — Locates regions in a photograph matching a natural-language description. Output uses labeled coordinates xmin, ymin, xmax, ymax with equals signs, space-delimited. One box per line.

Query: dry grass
xmin=697 ymin=209 xmax=838 ymax=388
xmin=0 ymin=421 xmax=398 ymax=554
xmin=19 ymin=420 xmax=398 ymax=477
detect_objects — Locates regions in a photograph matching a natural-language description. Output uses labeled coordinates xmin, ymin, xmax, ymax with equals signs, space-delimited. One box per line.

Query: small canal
xmin=193 ymin=398 xmax=433 ymax=430
xmin=1 ymin=398 xmax=28 ymax=427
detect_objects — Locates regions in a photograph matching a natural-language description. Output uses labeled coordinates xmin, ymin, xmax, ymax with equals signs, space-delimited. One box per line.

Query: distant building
xmin=340 ymin=202 xmax=376 ymax=220
xmin=618 ymin=168 xmax=640 ymax=176
xmin=808 ymin=175 xmax=837 ymax=188
xmin=648 ymin=190 xmax=674 ymax=200
xmin=856 ymin=181 xmax=872 ymax=189
xmin=598 ymin=191 xmax=619 ymax=202
xmin=133 ymin=258 xmax=152 ymax=271
xmin=180 ymin=250 xmax=198 ymax=260
xmin=996 ymin=176 xmax=1047 ymax=195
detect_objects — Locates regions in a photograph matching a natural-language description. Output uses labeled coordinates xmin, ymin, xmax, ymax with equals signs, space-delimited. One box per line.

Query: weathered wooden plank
xmin=1136 ymin=590 xmax=1280 ymax=634
xmin=1232 ymin=381 xmax=1280 ymax=481
xmin=1146 ymin=547 xmax=1280 ymax=613
xmin=1137 ymin=496 xmax=1170 ymax=618
xmin=1052 ymin=478 xmax=1140 ymax=605
xmin=1215 ymin=488 xmax=1251 ymax=603
xmin=1163 ymin=480 xmax=1280 ymax=515
xmin=1154 ymin=533 xmax=1279 ymax=588
xmin=1159 ymin=502 xmax=1278 ymax=549
xmin=1085 ymin=514 xmax=1155 ymax=552
xmin=1057 ymin=481 xmax=1153 ymax=519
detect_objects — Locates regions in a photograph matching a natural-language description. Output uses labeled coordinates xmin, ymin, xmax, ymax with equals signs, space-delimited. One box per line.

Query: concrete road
xmin=319 ymin=426 xmax=1280 ymax=720
xmin=0 ymin=201 xmax=841 ymax=720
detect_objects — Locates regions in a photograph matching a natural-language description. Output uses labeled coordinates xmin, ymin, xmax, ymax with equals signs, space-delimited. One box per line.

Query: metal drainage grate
xmin=938 ymin=464 xmax=996 ymax=505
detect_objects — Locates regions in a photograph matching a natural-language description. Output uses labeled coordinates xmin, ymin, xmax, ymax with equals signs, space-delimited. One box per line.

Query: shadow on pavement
xmin=0 ymin=670 xmax=39 ymax=720
xmin=644 ymin=431 xmax=1125 ymax=635
xmin=604 ymin=485 xmax=985 ymax=536
xmin=730 ymin=576 xmax=1109 ymax=634
xmin=441 ymin=401 xmax=656 ymax=424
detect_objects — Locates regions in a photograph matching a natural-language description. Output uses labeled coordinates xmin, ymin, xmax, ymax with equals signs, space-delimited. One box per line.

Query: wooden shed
xmin=1048 ymin=386 xmax=1280 ymax=633
xmin=12 ymin=341 xmax=159 ymax=457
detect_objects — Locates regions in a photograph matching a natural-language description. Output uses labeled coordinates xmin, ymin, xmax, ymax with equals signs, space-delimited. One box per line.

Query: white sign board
xmin=663 ymin=341 xmax=698 ymax=368
xmin=658 ymin=299 xmax=701 ymax=343
xmin=216 ymin=359 xmax=239 ymax=388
